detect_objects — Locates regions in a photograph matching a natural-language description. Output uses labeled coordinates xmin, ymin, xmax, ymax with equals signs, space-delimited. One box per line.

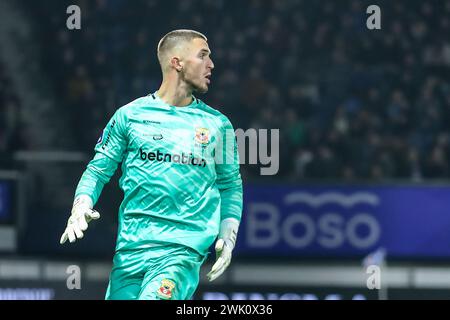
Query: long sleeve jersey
xmin=75 ymin=93 xmax=243 ymax=256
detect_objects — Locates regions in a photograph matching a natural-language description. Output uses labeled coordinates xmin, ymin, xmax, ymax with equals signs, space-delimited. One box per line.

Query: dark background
xmin=1 ymin=0 xmax=450 ymax=299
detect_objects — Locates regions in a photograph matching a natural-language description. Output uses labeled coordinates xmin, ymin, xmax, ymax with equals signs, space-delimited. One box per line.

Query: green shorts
xmin=105 ymin=244 xmax=207 ymax=300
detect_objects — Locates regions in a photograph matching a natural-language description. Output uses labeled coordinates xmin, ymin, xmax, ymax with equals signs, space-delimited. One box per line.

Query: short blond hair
xmin=157 ymin=29 xmax=208 ymax=71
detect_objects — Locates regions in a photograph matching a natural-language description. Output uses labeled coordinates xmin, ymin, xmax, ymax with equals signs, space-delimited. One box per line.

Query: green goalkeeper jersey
xmin=75 ymin=93 xmax=243 ymax=256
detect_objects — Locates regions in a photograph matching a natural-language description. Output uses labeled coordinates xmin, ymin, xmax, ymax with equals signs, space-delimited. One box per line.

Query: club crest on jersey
xmin=195 ymin=127 xmax=210 ymax=145
xmin=157 ymin=279 xmax=175 ymax=300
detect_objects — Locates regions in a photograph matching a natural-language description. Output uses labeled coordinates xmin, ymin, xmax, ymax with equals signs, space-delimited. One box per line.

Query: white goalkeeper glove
xmin=60 ymin=195 xmax=100 ymax=244
xmin=207 ymin=218 xmax=239 ymax=282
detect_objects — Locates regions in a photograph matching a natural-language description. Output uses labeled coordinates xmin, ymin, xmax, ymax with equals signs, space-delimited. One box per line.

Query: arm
xmin=207 ymin=117 xmax=243 ymax=281
xmin=60 ymin=108 xmax=127 ymax=244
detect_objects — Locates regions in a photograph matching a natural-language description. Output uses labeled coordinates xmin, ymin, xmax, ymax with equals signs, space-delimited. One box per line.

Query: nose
xmin=209 ymin=58 xmax=214 ymax=70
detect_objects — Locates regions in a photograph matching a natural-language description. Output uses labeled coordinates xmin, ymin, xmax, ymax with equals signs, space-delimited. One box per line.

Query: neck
xmin=157 ymin=74 xmax=193 ymax=107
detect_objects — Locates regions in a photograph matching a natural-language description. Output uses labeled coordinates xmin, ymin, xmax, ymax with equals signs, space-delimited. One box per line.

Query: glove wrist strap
xmin=219 ymin=218 xmax=239 ymax=250
xmin=73 ymin=194 xmax=93 ymax=211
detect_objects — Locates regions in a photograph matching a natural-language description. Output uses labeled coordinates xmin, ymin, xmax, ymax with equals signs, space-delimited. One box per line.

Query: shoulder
xmin=104 ymin=96 xmax=152 ymax=130
xmin=107 ymin=96 xmax=156 ymax=124
xmin=196 ymin=99 xmax=234 ymax=129
xmin=116 ymin=96 xmax=151 ymax=116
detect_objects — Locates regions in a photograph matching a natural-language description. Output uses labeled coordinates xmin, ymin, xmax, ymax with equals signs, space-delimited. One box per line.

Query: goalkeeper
xmin=60 ymin=29 xmax=243 ymax=300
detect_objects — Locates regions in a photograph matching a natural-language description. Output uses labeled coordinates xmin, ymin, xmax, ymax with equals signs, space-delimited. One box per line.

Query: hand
xmin=207 ymin=238 xmax=233 ymax=282
xmin=60 ymin=195 xmax=100 ymax=244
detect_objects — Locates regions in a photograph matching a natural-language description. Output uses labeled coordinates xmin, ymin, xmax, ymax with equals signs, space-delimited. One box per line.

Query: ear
xmin=170 ymin=57 xmax=183 ymax=72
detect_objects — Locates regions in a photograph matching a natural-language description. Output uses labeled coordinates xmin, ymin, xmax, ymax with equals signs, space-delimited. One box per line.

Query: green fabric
xmin=105 ymin=244 xmax=206 ymax=300
xmin=75 ymin=94 xmax=243 ymax=256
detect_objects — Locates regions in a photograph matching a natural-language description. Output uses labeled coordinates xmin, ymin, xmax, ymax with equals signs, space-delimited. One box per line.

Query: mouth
xmin=205 ymin=74 xmax=211 ymax=84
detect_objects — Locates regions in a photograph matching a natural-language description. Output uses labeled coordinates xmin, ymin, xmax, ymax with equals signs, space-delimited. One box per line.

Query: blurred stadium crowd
xmin=1 ymin=0 xmax=450 ymax=182
xmin=0 ymin=60 xmax=27 ymax=165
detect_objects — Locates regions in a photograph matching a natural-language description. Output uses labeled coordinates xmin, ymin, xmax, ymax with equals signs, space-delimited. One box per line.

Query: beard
xmin=193 ymin=84 xmax=208 ymax=94
xmin=190 ymin=80 xmax=209 ymax=94
xmin=184 ymin=73 xmax=209 ymax=94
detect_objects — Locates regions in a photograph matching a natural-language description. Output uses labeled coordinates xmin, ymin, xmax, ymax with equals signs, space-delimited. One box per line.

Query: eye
xmin=199 ymin=51 xmax=210 ymax=59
